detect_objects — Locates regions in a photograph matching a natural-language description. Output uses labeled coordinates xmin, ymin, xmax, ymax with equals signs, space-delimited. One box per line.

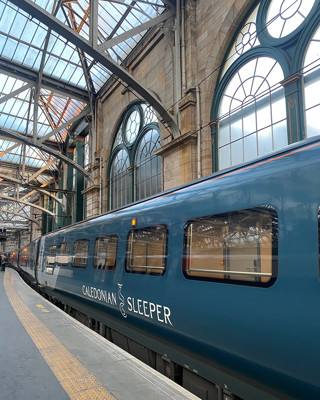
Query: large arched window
xmin=218 ymin=57 xmax=286 ymax=170
xmin=303 ymin=25 xmax=320 ymax=138
xmin=211 ymin=0 xmax=320 ymax=171
xmin=108 ymin=103 xmax=162 ymax=210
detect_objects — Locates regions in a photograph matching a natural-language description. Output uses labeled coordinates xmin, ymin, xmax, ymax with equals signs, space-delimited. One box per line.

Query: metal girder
xmin=0 ymin=83 xmax=33 ymax=105
xmin=0 ymin=143 xmax=20 ymax=157
xmin=0 ymin=126 xmax=93 ymax=182
xmin=0 ymin=174 xmax=63 ymax=206
xmin=0 ymin=225 xmax=29 ymax=230
xmin=38 ymin=108 xmax=90 ymax=144
xmin=0 ymin=218 xmax=28 ymax=224
xmin=9 ymin=0 xmax=179 ymax=136
xmin=0 ymin=58 xmax=90 ymax=103
xmin=98 ymin=10 xmax=175 ymax=51
xmin=129 ymin=0 xmax=174 ymax=7
xmin=0 ymin=158 xmax=56 ymax=176
xmin=25 ymin=160 xmax=57 ymax=181
xmin=0 ymin=193 xmax=55 ymax=216
xmin=0 ymin=208 xmax=39 ymax=225
xmin=89 ymin=0 xmax=98 ymax=49
xmin=103 ymin=0 xmax=166 ymax=14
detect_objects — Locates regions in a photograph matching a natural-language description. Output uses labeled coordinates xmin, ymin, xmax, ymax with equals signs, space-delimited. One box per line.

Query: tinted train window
xmin=183 ymin=206 xmax=278 ymax=286
xmin=57 ymin=242 xmax=70 ymax=267
xmin=72 ymin=240 xmax=89 ymax=268
xmin=19 ymin=247 xmax=28 ymax=267
xmin=93 ymin=235 xmax=118 ymax=270
xmin=46 ymin=245 xmax=56 ymax=274
xmin=126 ymin=225 xmax=168 ymax=275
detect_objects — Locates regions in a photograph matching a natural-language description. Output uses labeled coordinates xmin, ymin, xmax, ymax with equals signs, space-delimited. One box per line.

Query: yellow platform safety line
xmin=3 ymin=271 xmax=115 ymax=400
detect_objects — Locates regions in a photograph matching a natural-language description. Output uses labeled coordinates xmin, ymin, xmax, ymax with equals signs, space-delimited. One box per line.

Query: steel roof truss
xmin=0 ymin=143 xmax=21 ymax=158
xmin=0 ymin=208 xmax=39 ymax=225
xmin=89 ymin=0 xmax=98 ymax=49
xmin=9 ymin=0 xmax=179 ymax=136
xmin=0 ymin=58 xmax=90 ymax=103
xmin=0 ymin=82 xmax=33 ymax=105
xmin=0 ymin=193 xmax=55 ymax=216
xmin=0 ymin=176 xmax=62 ymax=207
xmin=38 ymin=107 xmax=90 ymax=144
xmin=0 ymin=126 xmax=92 ymax=182
xmin=98 ymin=9 xmax=174 ymax=52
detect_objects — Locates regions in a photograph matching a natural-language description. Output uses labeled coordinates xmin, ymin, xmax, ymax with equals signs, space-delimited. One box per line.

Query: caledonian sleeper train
xmin=14 ymin=136 xmax=320 ymax=400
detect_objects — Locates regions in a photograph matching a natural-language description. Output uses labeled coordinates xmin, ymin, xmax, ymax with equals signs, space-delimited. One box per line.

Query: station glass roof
xmin=0 ymin=0 xmax=170 ymax=229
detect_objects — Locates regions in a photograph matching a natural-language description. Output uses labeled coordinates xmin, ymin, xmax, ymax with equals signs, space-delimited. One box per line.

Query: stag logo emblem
xmin=118 ymin=283 xmax=127 ymax=318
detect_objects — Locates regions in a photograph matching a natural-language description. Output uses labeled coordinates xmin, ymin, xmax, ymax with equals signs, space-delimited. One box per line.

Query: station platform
xmin=0 ymin=268 xmax=198 ymax=400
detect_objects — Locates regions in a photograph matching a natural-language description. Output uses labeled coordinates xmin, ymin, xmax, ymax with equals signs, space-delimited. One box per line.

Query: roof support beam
xmin=102 ymin=0 xmax=166 ymax=13
xmin=0 ymin=158 xmax=56 ymax=177
xmin=0 ymin=225 xmax=29 ymax=230
xmin=26 ymin=159 xmax=57 ymax=181
xmin=0 ymin=83 xmax=33 ymax=105
xmin=0 ymin=172 xmax=62 ymax=206
xmin=0 ymin=58 xmax=90 ymax=103
xmin=89 ymin=0 xmax=98 ymax=49
xmin=0 ymin=193 xmax=55 ymax=216
xmin=37 ymin=106 xmax=90 ymax=144
xmin=0 ymin=143 xmax=20 ymax=158
xmin=0 ymin=208 xmax=39 ymax=225
xmin=0 ymin=126 xmax=93 ymax=182
xmin=98 ymin=10 xmax=175 ymax=51
xmin=9 ymin=0 xmax=179 ymax=136
xmin=0 ymin=218 xmax=28 ymax=224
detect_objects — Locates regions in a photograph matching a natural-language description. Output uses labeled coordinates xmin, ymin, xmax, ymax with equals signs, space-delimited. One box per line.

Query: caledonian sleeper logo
xmin=82 ymin=283 xmax=173 ymax=326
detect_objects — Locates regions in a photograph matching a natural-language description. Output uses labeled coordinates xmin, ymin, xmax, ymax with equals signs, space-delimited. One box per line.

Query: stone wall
xmin=92 ymin=0 xmax=255 ymax=213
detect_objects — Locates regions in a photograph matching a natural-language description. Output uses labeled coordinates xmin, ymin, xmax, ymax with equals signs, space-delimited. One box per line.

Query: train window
xmin=183 ymin=206 xmax=278 ymax=286
xmin=19 ymin=247 xmax=28 ymax=267
xmin=72 ymin=239 xmax=89 ymax=268
xmin=57 ymin=242 xmax=70 ymax=267
xmin=46 ymin=245 xmax=56 ymax=275
xmin=93 ymin=235 xmax=118 ymax=270
xmin=125 ymin=225 xmax=168 ymax=275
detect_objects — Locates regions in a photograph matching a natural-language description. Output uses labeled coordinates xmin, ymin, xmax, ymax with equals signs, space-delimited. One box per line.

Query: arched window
xmin=303 ymin=25 xmax=320 ymax=138
xmin=211 ymin=0 xmax=320 ymax=171
xmin=218 ymin=57 xmax=286 ymax=170
xmin=109 ymin=148 xmax=130 ymax=210
xmin=108 ymin=103 xmax=162 ymax=210
xmin=135 ymin=128 xmax=161 ymax=201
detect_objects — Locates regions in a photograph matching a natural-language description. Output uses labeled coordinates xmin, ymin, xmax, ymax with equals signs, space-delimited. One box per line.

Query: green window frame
xmin=211 ymin=0 xmax=320 ymax=172
xmin=108 ymin=102 xmax=162 ymax=210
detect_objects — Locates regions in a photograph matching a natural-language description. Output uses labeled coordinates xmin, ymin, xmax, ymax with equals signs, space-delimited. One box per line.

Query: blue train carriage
xmin=34 ymin=136 xmax=320 ymax=400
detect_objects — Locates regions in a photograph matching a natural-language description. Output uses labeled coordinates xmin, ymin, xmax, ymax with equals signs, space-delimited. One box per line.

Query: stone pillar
xmin=75 ymin=138 xmax=85 ymax=222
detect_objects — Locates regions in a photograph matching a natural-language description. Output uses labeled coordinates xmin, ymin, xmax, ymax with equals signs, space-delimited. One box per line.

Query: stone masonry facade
xmin=87 ymin=0 xmax=256 ymax=216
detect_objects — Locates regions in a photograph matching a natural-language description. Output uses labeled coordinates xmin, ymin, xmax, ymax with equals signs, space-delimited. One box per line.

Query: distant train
xmin=11 ymin=136 xmax=320 ymax=400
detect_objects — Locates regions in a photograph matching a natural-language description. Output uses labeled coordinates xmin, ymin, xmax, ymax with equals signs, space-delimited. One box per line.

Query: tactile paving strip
xmin=3 ymin=270 xmax=115 ymax=400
